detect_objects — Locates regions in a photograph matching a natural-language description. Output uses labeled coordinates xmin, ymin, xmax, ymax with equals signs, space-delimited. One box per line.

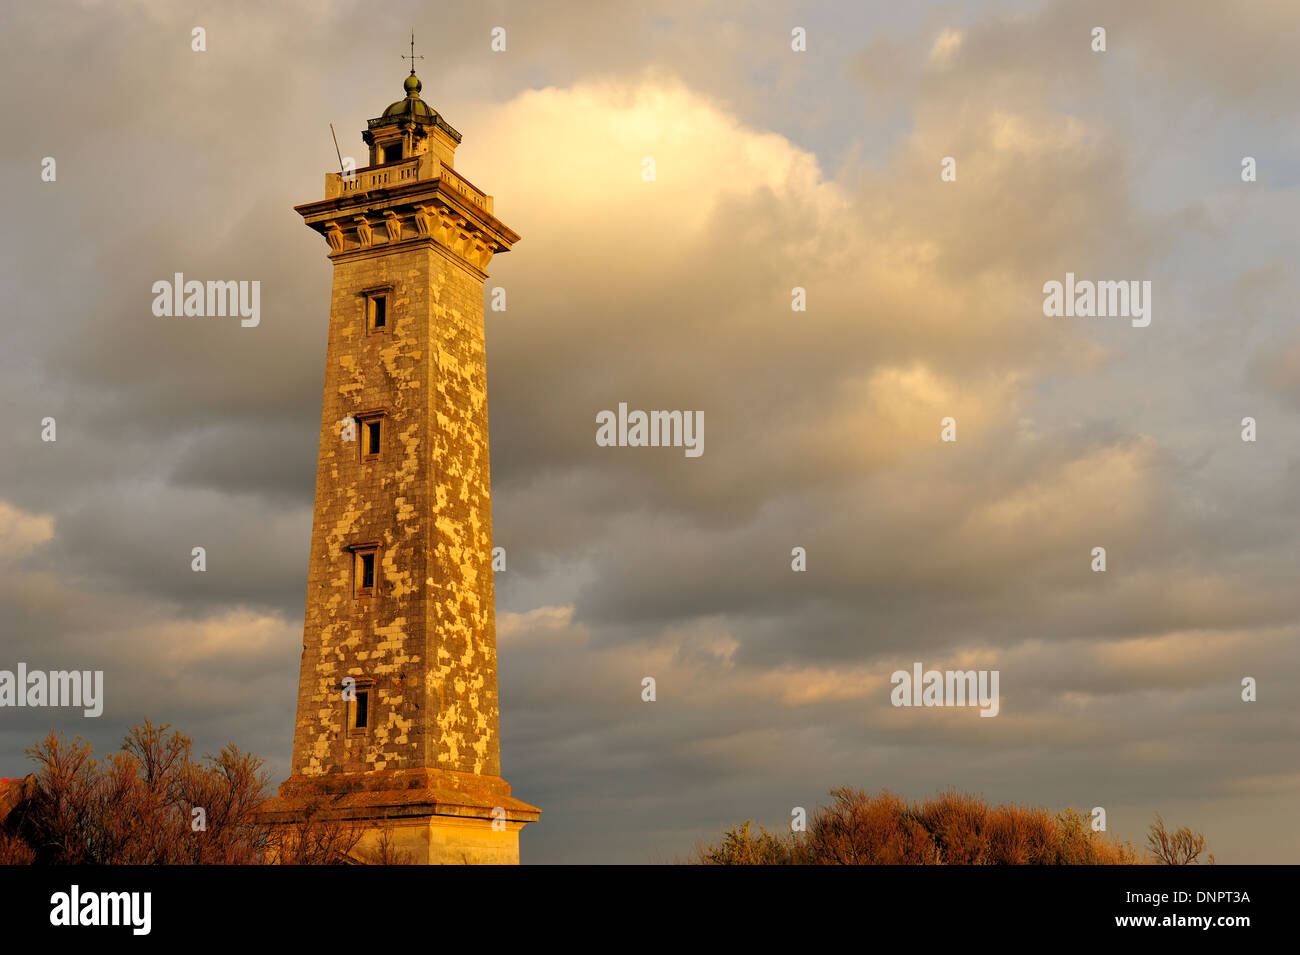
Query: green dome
xmin=382 ymin=94 xmax=435 ymax=121
xmin=367 ymin=72 xmax=462 ymax=144
xmin=382 ymin=73 xmax=435 ymax=122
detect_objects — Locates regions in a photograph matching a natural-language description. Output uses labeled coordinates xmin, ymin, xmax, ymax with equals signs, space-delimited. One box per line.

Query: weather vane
xmin=401 ymin=31 xmax=424 ymax=75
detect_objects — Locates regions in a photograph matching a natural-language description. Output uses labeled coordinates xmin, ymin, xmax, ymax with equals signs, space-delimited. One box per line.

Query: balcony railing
xmin=437 ymin=165 xmax=493 ymax=214
xmin=325 ymin=156 xmax=493 ymax=214
xmin=327 ymin=156 xmax=423 ymax=198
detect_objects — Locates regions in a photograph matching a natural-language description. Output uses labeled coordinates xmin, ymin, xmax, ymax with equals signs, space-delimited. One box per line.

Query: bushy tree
xmin=696 ymin=821 xmax=796 ymax=865
xmin=0 ymin=719 xmax=362 ymax=865
xmin=690 ymin=787 xmax=1204 ymax=865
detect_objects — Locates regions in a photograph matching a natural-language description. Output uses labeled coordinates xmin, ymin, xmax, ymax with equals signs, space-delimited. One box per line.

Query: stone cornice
xmin=260 ymin=769 xmax=542 ymax=823
xmin=295 ymin=176 xmax=519 ymax=272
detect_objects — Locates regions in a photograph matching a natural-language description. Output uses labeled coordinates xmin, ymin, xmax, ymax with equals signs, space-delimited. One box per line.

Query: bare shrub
xmin=1147 ymin=813 xmax=1211 ymax=865
xmin=264 ymin=799 xmax=364 ymax=865
xmin=690 ymin=788 xmax=1168 ymax=865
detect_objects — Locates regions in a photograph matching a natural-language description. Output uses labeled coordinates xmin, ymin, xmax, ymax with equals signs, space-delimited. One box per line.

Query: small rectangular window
xmin=356 ymin=411 xmax=386 ymax=462
xmin=351 ymin=545 xmax=378 ymax=598
xmin=360 ymin=287 xmax=392 ymax=334
xmin=344 ymin=679 xmax=374 ymax=737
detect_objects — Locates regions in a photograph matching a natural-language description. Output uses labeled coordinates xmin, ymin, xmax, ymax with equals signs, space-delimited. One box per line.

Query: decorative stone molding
xmin=413 ymin=204 xmax=436 ymax=237
xmin=326 ymin=221 xmax=345 ymax=254
xmin=383 ymin=211 xmax=402 ymax=243
xmin=354 ymin=215 xmax=373 ymax=247
xmin=303 ymin=182 xmax=517 ymax=269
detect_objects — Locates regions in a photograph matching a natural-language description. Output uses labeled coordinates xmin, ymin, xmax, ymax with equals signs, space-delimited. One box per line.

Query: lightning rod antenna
xmin=330 ymin=123 xmax=344 ymax=175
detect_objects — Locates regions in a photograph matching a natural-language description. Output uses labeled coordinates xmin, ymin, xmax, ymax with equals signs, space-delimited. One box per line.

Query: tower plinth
xmin=259 ymin=66 xmax=537 ymax=864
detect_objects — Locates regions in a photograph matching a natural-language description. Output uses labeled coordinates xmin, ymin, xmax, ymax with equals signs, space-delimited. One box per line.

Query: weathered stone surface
xmin=260 ymin=77 xmax=536 ymax=864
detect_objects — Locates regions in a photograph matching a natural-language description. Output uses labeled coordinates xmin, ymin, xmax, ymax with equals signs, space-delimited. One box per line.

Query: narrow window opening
xmin=357 ymin=412 xmax=386 ymax=462
xmin=344 ymin=679 xmax=374 ymax=737
xmin=352 ymin=545 xmax=378 ymax=598
xmin=368 ymin=294 xmax=387 ymax=331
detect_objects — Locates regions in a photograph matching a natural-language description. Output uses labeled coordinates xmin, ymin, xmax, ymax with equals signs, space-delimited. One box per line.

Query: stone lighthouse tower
xmin=260 ymin=58 xmax=538 ymax=864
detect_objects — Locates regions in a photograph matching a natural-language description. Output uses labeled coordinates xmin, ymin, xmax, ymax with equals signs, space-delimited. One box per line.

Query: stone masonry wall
xmin=290 ymin=237 xmax=500 ymax=780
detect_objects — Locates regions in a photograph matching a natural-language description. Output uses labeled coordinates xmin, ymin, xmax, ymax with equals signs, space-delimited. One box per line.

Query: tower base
xmin=258 ymin=768 xmax=540 ymax=865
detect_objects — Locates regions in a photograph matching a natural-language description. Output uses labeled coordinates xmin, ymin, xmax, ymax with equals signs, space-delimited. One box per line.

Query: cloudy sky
xmin=2 ymin=0 xmax=1298 ymax=863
